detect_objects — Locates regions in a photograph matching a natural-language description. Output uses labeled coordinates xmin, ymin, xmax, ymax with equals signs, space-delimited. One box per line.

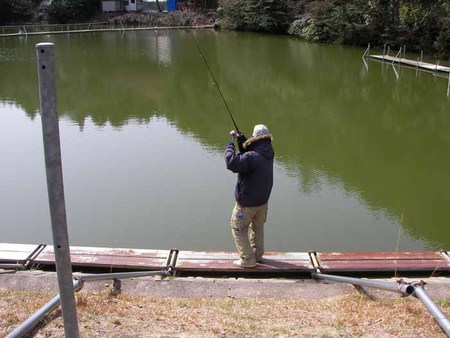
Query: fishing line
xmin=191 ymin=33 xmax=241 ymax=134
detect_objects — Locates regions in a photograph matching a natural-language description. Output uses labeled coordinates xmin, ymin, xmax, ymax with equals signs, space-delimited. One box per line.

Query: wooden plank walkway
xmin=0 ymin=243 xmax=40 ymax=261
xmin=369 ymin=54 xmax=450 ymax=73
xmin=36 ymin=246 xmax=169 ymax=270
xmin=1 ymin=243 xmax=449 ymax=275
xmin=316 ymin=251 xmax=450 ymax=273
xmin=0 ymin=243 xmax=168 ymax=270
xmin=176 ymin=250 xmax=312 ymax=272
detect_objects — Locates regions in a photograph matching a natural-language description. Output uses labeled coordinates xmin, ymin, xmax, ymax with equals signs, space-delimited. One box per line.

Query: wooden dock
xmin=368 ymin=54 xmax=450 ymax=73
xmin=0 ymin=243 xmax=449 ymax=276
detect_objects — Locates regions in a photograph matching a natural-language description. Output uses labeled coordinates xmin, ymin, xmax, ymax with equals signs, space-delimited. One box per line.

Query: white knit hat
xmin=252 ymin=124 xmax=269 ymax=137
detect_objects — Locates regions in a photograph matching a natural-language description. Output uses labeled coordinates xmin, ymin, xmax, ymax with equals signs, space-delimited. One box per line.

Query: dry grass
xmin=1 ymin=288 xmax=449 ymax=337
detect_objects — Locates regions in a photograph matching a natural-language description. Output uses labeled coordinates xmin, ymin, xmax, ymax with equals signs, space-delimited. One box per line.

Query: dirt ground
xmin=1 ymin=287 xmax=449 ymax=337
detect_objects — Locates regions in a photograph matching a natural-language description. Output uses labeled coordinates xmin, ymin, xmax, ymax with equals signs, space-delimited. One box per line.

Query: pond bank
xmin=1 ymin=271 xmax=449 ymax=337
xmin=99 ymin=10 xmax=221 ymax=27
xmin=1 ymin=270 xmax=450 ymax=299
xmin=0 ymin=10 xmax=219 ymax=36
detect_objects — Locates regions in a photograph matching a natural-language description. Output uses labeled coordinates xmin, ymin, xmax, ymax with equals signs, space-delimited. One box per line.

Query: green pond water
xmin=1 ymin=30 xmax=450 ymax=252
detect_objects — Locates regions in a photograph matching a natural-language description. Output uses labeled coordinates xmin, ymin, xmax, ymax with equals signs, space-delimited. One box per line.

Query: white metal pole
xmin=36 ymin=42 xmax=80 ymax=338
xmin=447 ymin=72 xmax=450 ymax=97
xmin=413 ymin=286 xmax=450 ymax=336
xmin=313 ymin=273 xmax=414 ymax=296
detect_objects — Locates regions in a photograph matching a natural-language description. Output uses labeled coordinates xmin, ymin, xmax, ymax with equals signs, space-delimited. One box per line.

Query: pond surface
xmin=1 ymin=30 xmax=450 ymax=252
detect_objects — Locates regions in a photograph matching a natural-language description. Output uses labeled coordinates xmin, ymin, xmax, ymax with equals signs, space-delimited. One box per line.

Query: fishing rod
xmin=191 ymin=33 xmax=241 ymax=134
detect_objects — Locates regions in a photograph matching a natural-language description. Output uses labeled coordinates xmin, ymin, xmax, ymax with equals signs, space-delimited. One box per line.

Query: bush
xmin=0 ymin=0 xmax=36 ymax=24
xmin=288 ymin=0 xmax=370 ymax=45
xmin=397 ymin=0 xmax=441 ymax=53
xmin=435 ymin=17 xmax=450 ymax=58
xmin=286 ymin=0 xmax=450 ymax=56
xmin=366 ymin=0 xmax=398 ymax=45
xmin=0 ymin=0 xmax=12 ymax=24
xmin=220 ymin=0 xmax=291 ymax=34
xmin=46 ymin=0 xmax=100 ymax=23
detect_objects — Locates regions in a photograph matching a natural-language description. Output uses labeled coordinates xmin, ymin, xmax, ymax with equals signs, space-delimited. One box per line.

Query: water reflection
xmin=0 ymin=31 xmax=449 ymax=250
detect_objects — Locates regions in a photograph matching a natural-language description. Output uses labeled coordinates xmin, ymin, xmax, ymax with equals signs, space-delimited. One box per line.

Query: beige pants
xmin=230 ymin=202 xmax=268 ymax=265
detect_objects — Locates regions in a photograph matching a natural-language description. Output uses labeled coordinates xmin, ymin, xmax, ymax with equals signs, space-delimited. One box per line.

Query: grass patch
xmin=1 ymin=289 xmax=449 ymax=337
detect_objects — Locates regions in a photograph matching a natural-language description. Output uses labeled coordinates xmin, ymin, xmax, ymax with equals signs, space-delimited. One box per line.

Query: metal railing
xmin=0 ymin=22 xmax=113 ymax=36
xmin=0 ymin=21 xmax=214 ymax=37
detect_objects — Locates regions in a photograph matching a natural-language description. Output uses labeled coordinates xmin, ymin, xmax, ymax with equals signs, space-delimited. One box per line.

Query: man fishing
xmin=225 ymin=124 xmax=274 ymax=268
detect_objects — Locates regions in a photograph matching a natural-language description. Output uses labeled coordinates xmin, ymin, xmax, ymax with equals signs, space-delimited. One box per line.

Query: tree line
xmin=220 ymin=0 xmax=450 ymax=57
xmin=0 ymin=0 xmax=218 ymax=24
xmin=1 ymin=0 xmax=449 ymax=57
xmin=0 ymin=0 xmax=99 ymax=24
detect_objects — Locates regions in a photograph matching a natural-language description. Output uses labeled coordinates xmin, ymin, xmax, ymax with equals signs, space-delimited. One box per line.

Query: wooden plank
xmin=177 ymin=251 xmax=312 ymax=272
xmin=177 ymin=251 xmax=240 ymax=261
xmin=319 ymin=251 xmax=443 ymax=261
xmin=319 ymin=260 xmax=449 ymax=272
xmin=35 ymin=246 xmax=169 ymax=270
xmin=0 ymin=243 xmax=44 ymax=261
xmin=317 ymin=251 xmax=450 ymax=272
xmin=177 ymin=251 xmax=310 ymax=261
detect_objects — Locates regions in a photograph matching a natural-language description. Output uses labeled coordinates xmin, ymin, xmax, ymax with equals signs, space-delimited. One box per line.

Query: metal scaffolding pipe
xmin=6 ymin=270 xmax=168 ymax=337
xmin=312 ymin=273 xmax=415 ymax=297
xmin=6 ymin=279 xmax=81 ymax=338
xmin=413 ymin=286 xmax=450 ymax=337
xmin=36 ymin=42 xmax=80 ymax=337
xmin=0 ymin=264 xmax=25 ymax=270
xmin=7 ymin=294 xmax=61 ymax=338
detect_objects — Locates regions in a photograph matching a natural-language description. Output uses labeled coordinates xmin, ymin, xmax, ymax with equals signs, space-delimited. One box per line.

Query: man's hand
xmin=237 ymin=133 xmax=246 ymax=144
xmin=229 ymin=130 xmax=237 ymax=139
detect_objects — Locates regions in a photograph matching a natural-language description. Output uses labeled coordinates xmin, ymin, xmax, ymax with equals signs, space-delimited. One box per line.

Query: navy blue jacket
xmin=225 ymin=134 xmax=274 ymax=207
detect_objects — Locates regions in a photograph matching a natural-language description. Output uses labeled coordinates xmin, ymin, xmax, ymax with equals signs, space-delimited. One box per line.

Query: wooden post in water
xmin=36 ymin=42 xmax=80 ymax=338
xmin=416 ymin=57 xmax=420 ymax=77
xmin=447 ymin=72 xmax=450 ymax=97
xmin=362 ymin=43 xmax=370 ymax=59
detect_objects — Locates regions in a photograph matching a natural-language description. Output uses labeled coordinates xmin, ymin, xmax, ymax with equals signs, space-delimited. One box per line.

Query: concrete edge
xmin=1 ymin=270 xmax=449 ymax=301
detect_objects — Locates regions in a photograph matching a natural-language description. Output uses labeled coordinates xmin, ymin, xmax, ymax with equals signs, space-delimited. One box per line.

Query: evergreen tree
xmin=220 ymin=0 xmax=291 ymax=34
xmin=47 ymin=0 xmax=99 ymax=23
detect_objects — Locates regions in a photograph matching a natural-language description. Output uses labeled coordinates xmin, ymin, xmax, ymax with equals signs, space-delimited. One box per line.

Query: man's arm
xmin=225 ymin=139 xmax=252 ymax=174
